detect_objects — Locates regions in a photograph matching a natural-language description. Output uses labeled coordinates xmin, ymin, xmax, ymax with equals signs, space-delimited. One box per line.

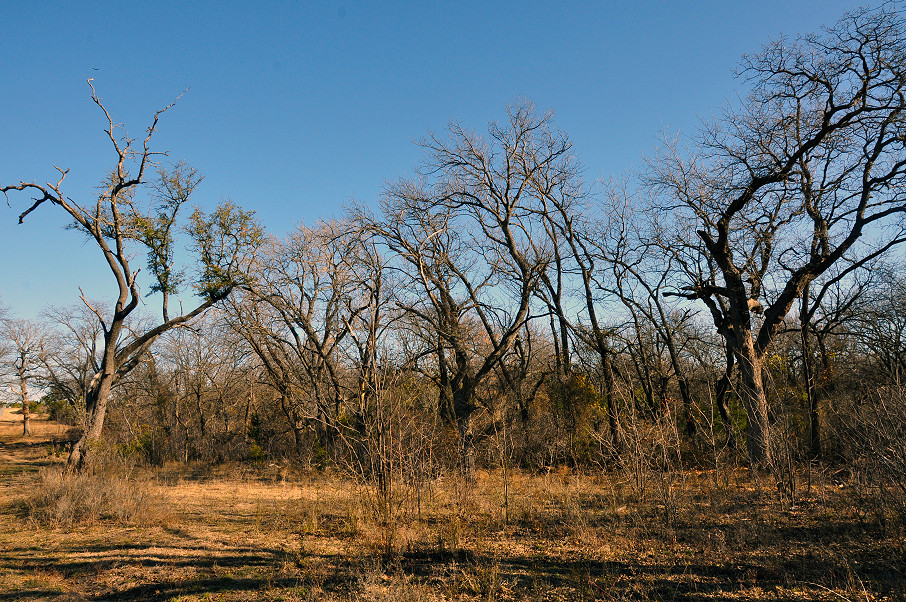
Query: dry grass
xmin=22 ymin=466 xmax=173 ymax=528
xmin=0 ymin=415 xmax=904 ymax=600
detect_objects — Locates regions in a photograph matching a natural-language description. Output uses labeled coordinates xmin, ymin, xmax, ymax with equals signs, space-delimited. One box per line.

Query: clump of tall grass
xmin=24 ymin=463 xmax=170 ymax=528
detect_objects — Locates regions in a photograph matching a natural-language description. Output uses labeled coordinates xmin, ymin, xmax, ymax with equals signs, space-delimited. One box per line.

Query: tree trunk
xmin=600 ymin=342 xmax=621 ymax=455
xmin=452 ymin=383 xmax=476 ymax=479
xmin=67 ymin=373 xmax=114 ymax=472
xmin=677 ymin=376 xmax=696 ymax=448
xmin=734 ymin=333 xmax=771 ymax=466
xmin=437 ymin=342 xmax=456 ymax=425
xmin=19 ymin=377 xmax=31 ymax=437
xmin=714 ymin=344 xmax=737 ymax=451
xmin=801 ymin=290 xmax=820 ymax=460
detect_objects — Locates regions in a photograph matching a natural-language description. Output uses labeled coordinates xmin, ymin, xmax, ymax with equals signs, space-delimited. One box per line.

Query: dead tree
xmin=1 ymin=82 xmax=263 ymax=470
xmin=1 ymin=319 xmax=46 ymax=436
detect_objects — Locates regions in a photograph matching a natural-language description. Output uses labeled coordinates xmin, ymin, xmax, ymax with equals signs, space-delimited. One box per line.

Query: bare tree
xmin=369 ymin=102 xmax=566 ymax=477
xmin=1 ymin=83 xmax=263 ymax=470
xmin=795 ymin=255 xmax=878 ymax=459
xmin=850 ymin=262 xmax=906 ymax=383
xmin=40 ymin=303 xmax=105 ymax=426
xmin=232 ymin=219 xmax=393 ymax=468
xmin=0 ymin=301 xmax=9 ymax=418
xmin=590 ymin=192 xmax=701 ymax=453
xmin=153 ymin=312 xmax=254 ymax=463
xmin=650 ymin=6 xmax=906 ymax=465
xmin=1 ymin=319 xmax=46 ymax=435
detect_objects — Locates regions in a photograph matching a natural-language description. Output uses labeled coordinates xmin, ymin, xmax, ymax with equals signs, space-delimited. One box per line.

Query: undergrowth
xmin=24 ymin=465 xmax=170 ymax=528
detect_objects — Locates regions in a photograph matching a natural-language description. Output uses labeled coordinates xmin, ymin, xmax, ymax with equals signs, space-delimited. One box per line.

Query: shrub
xmin=24 ymin=466 xmax=170 ymax=528
xmin=835 ymin=384 xmax=906 ymax=532
xmin=42 ymin=394 xmax=83 ymax=426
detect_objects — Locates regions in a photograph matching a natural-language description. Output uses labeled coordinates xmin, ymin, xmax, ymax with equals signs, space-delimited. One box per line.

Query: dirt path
xmin=0 ymin=414 xmax=68 ymax=485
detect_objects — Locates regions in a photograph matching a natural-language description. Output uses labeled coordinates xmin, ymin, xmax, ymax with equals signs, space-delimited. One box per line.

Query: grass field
xmin=0 ymin=414 xmax=903 ymax=601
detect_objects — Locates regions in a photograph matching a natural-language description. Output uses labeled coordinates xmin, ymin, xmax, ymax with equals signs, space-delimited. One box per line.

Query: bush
xmin=24 ymin=466 xmax=170 ymax=528
xmin=247 ymin=441 xmax=268 ymax=464
xmin=42 ymin=394 xmax=83 ymax=426
xmin=835 ymin=384 xmax=906 ymax=532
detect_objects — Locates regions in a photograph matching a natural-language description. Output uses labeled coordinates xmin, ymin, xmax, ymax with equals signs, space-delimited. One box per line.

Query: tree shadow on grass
xmin=393 ymin=544 xmax=905 ymax=601
xmin=0 ymin=546 xmax=284 ymax=576
xmin=94 ymin=576 xmax=310 ymax=602
xmin=0 ymin=591 xmax=74 ymax=601
xmin=1 ymin=537 xmax=903 ymax=601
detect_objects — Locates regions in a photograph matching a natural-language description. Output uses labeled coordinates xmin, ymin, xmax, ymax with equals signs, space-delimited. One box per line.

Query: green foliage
xmin=120 ymin=424 xmax=157 ymax=462
xmin=247 ymin=442 xmax=268 ymax=464
xmin=131 ymin=161 xmax=202 ymax=298
xmin=545 ymin=372 xmax=605 ymax=465
xmin=246 ymin=412 xmax=268 ymax=464
xmin=188 ymin=201 xmax=264 ymax=298
xmin=41 ymin=393 xmax=83 ymax=426
xmin=310 ymin=440 xmax=330 ymax=468
xmin=248 ymin=411 xmax=263 ymax=444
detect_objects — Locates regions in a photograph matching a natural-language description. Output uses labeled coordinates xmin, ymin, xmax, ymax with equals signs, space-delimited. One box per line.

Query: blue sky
xmin=1 ymin=1 xmax=860 ymax=320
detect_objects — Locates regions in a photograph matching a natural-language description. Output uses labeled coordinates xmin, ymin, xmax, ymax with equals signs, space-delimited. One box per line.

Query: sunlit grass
xmin=0 ymin=415 xmax=902 ymax=601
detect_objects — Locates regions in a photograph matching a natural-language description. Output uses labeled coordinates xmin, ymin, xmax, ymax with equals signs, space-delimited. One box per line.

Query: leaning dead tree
xmin=1 ymin=82 xmax=263 ymax=470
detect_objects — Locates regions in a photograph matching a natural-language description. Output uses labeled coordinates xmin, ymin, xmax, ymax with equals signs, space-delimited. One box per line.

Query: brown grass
xmin=22 ymin=466 xmax=173 ymax=529
xmin=0 ymin=415 xmax=903 ymax=600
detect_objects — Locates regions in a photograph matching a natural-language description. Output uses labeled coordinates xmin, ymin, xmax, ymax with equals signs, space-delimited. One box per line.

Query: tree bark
xmin=714 ymin=343 xmax=736 ymax=451
xmin=452 ymin=382 xmax=476 ymax=479
xmin=599 ymin=340 xmax=621 ymax=454
xmin=67 ymin=372 xmax=113 ymax=471
xmin=19 ymin=378 xmax=31 ymax=437
xmin=734 ymin=331 xmax=771 ymax=466
xmin=800 ymin=287 xmax=821 ymax=460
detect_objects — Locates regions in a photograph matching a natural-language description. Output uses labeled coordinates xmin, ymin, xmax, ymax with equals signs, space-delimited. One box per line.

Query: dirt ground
xmin=0 ymin=413 xmax=903 ymax=601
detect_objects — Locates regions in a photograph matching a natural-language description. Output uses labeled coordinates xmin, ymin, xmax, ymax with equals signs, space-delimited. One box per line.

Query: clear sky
xmin=1 ymin=0 xmax=861 ymax=321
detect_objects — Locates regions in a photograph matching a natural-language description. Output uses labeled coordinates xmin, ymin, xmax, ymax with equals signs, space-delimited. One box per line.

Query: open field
xmin=0 ymin=415 xmax=903 ymax=601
